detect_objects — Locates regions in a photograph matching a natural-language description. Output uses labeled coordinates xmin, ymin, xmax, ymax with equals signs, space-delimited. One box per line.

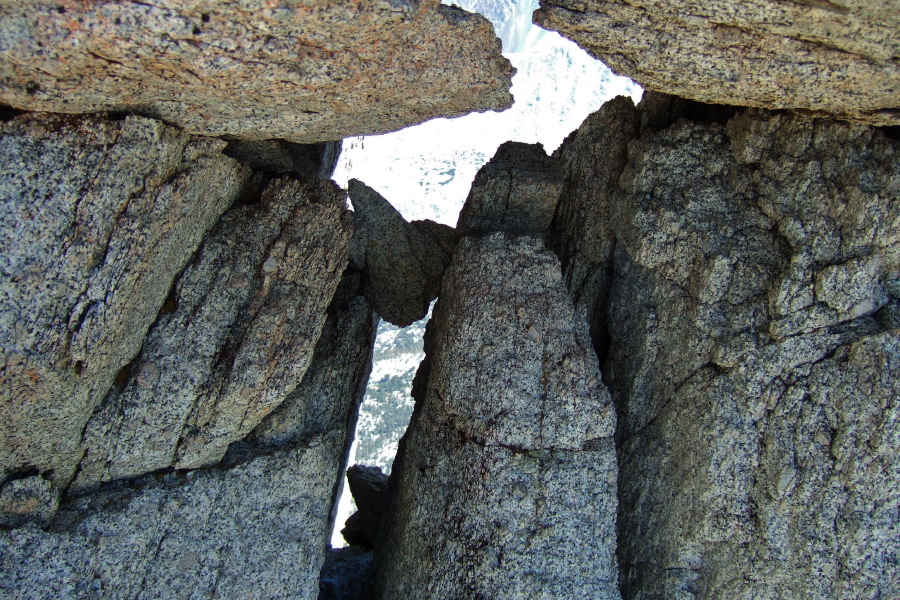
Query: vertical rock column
xmin=372 ymin=233 xmax=620 ymax=600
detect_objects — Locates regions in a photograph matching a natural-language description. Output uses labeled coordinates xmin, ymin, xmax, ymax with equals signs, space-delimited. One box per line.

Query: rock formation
xmin=547 ymin=96 xmax=638 ymax=357
xmin=247 ymin=271 xmax=378 ymax=459
xmin=1 ymin=258 xmax=377 ymax=600
xmin=349 ymin=179 xmax=457 ymax=327
xmin=535 ymin=0 xmax=900 ymax=126
xmin=0 ymin=113 xmax=251 ymax=492
xmin=1 ymin=1 xmax=899 ymax=598
xmin=456 ymin=141 xmax=563 ymax=238
xmin=2 ymin=441 xmax=342 ymax=600
xmin=0 ymin=0 xmax=514 ymax=142
xmin=371 ymin=234 xmax=620 ymax=600
xmin=549 ymin=92 xmax=900 ymax=598
xmin=72 ymin=175 xmax=352 ymax=491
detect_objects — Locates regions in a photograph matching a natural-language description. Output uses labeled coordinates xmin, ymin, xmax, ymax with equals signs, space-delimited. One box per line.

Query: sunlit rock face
xmin=73 ymin=176 xmax=354 ymax=489
xmin=1 ymin=256 xmax=376 ymax=600
xmin=0 ymin=0 xmax=514 ymax=142
xmin=550 ymin=92 xmax=900 ymax=599
xmin=0 ymin=112 xmax=251 ymax=491
xmin=536 ymin=0 xmax=900 ymax=126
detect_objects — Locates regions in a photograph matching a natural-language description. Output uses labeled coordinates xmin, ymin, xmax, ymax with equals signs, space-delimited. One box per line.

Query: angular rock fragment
xmin=371 ymin=234 xmax=620 ymax=600
xmin=340 ymin=464 xmax=389 ymax=549
xmin=74 ymin=176 xmax=354 ymax=489
xmin=535 ymin=0 xmax=900 ymax=126
xmin=456 ymin=141 xmax=562 ymax=238
xmin=349 ymin=179 xmax=457 ymax=327
xmin=549 ymin=95 xmax=900 ymax=598
xmin=0 ymin=113 xmax=250 ymax=490
xmin=0 ymin=1 xmax=514 ymax=142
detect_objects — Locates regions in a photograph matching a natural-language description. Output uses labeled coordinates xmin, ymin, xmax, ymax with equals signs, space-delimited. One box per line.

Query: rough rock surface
xmin=340 ymin=464 xmax=389 ymax=548
xmin=74 ymin=176 xmax=353 ymax=490
xmin=456 ymin=141 xmax=562 ymax=238
xmin=0 ymin=474 xmax=59 ymax=529
xmin=371 ymin=234 xmax=620 ymax=600
xmin=349 ymin=179 xmax=457 ymax=327
xmin=247 ymin=270 xmax=377 ymax=459
xmin=0 ymin=113 xmax=250 ymax=489
xmin=550 ymin=94 xmax=900 ymax=598
xmin=548 ymin=96 xmax=638 ymax=357
xmin=612 ymin=108 xmax=900 ymax=600
xmin=319 ymin=546 xmax=373 ymax=600
xmin=0 ymin=0 xmax=514 ymax=142
xmin=1 ymin=442 xmax=340 ymax=600
xmin=535 ymin=0 xmax=900 ymax=126
xmin=0 ymin=264 xmax=378 ymax=600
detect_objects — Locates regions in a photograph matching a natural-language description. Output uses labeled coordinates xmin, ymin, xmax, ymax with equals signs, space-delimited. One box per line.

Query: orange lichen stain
xmin=27 ymin=371 xmax=40 ymax=384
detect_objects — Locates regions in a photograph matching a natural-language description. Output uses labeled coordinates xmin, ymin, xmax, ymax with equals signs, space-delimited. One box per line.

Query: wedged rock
xmin=0 ymin=113 xmax=250 ymax=490
xmin=371 ymin=234 xmax=620 ymax=600
xmin=554 ymin=99 xmax=900 ymax=598
xmin=535 ymin=0 xmax=900 ymax=126
xmin=223 ymin=140 xmax=342 ymax=178
xmin=456 ymin=141 xmax=562 ymax=238
xmin=0 ymin=263 xmax=378 ymax=600
xmin=74 ymin=176 xmax=354 ymax=490
xmin=0 ymin=1 xmax=514 ymax=143
xmin=340 ymin=464 xmax=389 ymax=549
xmin=349 ymin=179 xmax=458 ymax=327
